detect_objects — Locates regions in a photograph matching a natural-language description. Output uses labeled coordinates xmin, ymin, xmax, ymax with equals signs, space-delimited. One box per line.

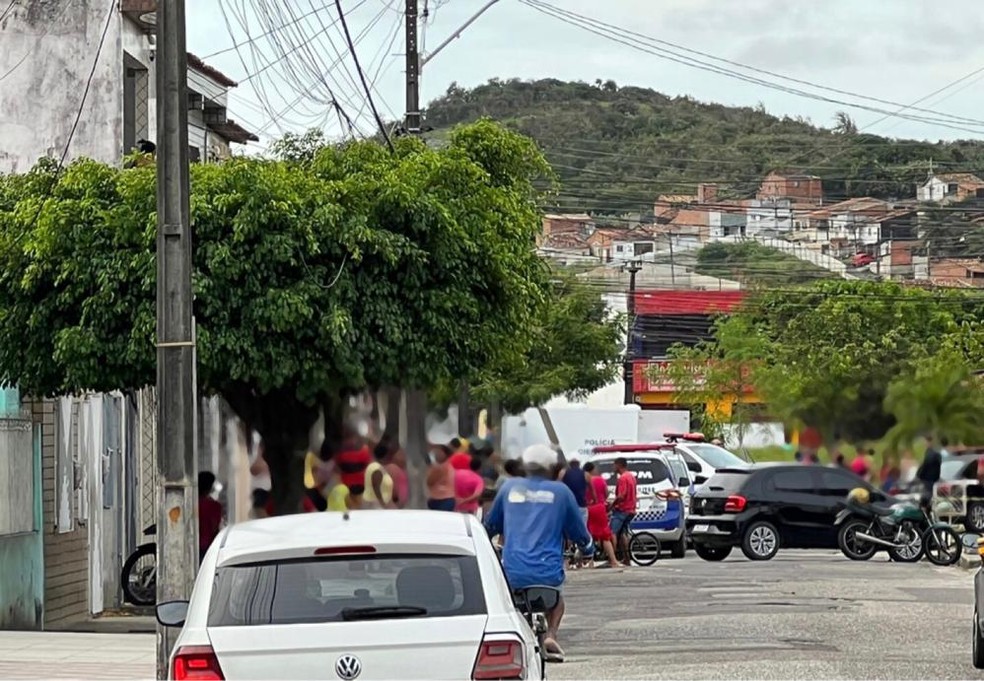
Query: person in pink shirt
xmin=455 ymin=456 xmax=486 ymax=514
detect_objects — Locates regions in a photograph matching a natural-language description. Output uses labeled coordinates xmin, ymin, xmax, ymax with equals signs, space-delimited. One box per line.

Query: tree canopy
xmin=0 ymin=120 xmax=552 ymax=509
xmin=675 ymin=279 xmax=984 ymax=445
xmin=425 ymin=78 xmax=984 ymax=214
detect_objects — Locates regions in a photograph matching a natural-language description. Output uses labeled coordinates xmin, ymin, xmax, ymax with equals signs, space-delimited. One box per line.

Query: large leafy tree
xmin=0 ymin=120 xmax=550 ymax=512
xmin=466 ymin=272 xmax=626 ymax=416
xmin=657 ymin=314 xmax=769 ymax=446
xmin=884 ymin=350 xmax=984 ymax=448
xmin=748 ymin=280 xmax=969 ymax=443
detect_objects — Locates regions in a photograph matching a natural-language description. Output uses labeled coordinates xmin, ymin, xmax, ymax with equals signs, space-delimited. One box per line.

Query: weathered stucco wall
xmin=0 ymin=0 xmax=123 ymax=173
xmin=0 ymin=420 xmax=43 ymax=629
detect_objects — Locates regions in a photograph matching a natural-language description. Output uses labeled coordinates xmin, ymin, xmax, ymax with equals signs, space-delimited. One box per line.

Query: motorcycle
xmin=121 ymin=524 xmax=157 ymax=606
xmin=835 ymin=491 xmax=962 ymax=566
xmin=512 ymin=586 xmax=560 ymax=677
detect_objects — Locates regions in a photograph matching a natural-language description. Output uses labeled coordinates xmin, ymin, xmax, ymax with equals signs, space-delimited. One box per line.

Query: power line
xmin=200 ymin=5 xmax=329 ymax=59
xmin=519 ymin=0 xmax=984 ymax=136
xmin=333 ymin=0 xmax=394 ymax=150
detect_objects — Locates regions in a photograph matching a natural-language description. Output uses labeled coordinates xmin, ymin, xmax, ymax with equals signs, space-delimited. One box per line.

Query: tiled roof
xmin=804 ymin=197 xmax=890 ymax=221
xmin=934 ymin=173 xmax=984 ymax=189
xmin=656 ymin=194 xmax=697 ymax=204
xmin=541 ymin=233 xmax=589 ymax=250
xmin=187 ymin=53 xmax=238 ymax=88
xmin=543 ymin=213 xmax=594 ymax=221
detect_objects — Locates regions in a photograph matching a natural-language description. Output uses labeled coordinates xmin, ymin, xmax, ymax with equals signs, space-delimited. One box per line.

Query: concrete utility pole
xmin=623 ymin=261 xmax=642 ymax=405
xmin=404 ymin=0 xmax=421 ymax=135
xmin=155 ymin=0 xmax=198 ymax=677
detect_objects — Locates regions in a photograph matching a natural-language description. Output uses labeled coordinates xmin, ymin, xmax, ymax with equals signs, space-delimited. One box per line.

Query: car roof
xmin=592 ymin=443 xmax=676 ymax=454
xmin=216 ymin=510 xmax=480 ymax=566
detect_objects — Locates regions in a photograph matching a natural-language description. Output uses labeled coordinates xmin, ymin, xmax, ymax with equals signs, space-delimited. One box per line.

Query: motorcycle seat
xmin=870 ymin=505 xmax=895 ymax=517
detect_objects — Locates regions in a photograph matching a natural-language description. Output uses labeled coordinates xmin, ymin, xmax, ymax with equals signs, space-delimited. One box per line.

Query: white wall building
xmin=0 ymin=0 xmax=256 ymax=174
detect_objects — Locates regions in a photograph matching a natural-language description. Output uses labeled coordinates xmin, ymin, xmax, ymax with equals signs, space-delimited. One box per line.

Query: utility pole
xmin=404 ymin=0 xmax=421 ymax=135
xmin=155 ymin=0 xmax=198 ymax=677
xmin=623 ymin=261 xmax=642 ymax=405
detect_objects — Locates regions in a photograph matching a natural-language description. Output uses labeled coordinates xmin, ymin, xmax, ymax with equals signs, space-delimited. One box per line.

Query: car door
xmin=766 ymin=469 xmax=823 ymax=547
xmin=815 ymin=468 xmax=865 ymax=547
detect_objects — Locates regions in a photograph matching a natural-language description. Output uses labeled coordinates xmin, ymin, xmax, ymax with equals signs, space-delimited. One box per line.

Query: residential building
xmin=924 ymin=258 xmax=984 ymax=288
xmin=541 ymin=213 xmax=596 ymax=241
xmin=756 ymin=171 xmax=823 ymax=204
xmin=0 ymin=0 xmax=257 ymax=175
xmin=917 ymin=173 xmax=984 ymax=204
xmin=653 ymin=184 xmax=747 ymax=242
xmin=629 ymin=290 xmax=761 ymax=416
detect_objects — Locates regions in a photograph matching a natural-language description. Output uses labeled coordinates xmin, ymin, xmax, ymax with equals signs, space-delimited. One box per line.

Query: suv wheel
xmin=694 ymin=544 xmax=731 ymax=561
xmin=670 ymin=539 xmax=687 ymax=559
xmin=968 ymin=501 xmax=984 ymax=533
xmin=741 ymin=521 xmax=780 ymax=561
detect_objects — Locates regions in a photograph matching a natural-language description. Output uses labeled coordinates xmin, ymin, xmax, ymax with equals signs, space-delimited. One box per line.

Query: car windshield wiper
xmin=341 ymin=606 xmax=428 ymax=621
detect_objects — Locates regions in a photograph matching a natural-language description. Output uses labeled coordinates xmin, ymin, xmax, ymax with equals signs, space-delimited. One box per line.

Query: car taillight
xmin=472 ymin=637 xmax=524 ymax=680
xmin=724 ymin=495 xmax=747 ymax=513
xmin=172 ymin=645 xmax=225 ymax=681
xmin=656 ymin=490 xmax=681 ymax=500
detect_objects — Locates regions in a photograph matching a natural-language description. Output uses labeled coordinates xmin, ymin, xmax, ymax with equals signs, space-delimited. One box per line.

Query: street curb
xmin=959 ymin=553 xmax=980 ymax=570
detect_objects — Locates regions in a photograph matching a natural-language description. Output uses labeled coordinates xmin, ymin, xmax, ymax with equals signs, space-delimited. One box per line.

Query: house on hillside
xmin=922 ymin=258 xmax=984 ymax=288
xmin=652 ymin=184 xmax=748 ymax=242
xmin=917 ymin=173 xmax=984 ymax=204
xmin=756 ymin=171 xmax=823 ymax=205
xmin=541 ymin=213 xmax=596 ymax=243
xmin=793 ymin=197 xmax=917 ymax=259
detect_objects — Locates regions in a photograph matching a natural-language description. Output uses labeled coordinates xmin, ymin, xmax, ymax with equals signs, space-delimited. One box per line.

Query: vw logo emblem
xmin=335 ymin=655 xmax=362 ymax=680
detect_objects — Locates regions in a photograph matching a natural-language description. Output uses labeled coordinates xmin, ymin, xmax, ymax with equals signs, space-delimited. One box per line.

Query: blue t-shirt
xmin=484 ymin=477 xmax=592 ymax=589
xmin=561 ymin=467 xmax=588 ymax=507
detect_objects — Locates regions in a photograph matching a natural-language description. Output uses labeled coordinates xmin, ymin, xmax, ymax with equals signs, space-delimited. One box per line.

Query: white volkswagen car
xmin=157 ymin=510 xmax=546 ymax=680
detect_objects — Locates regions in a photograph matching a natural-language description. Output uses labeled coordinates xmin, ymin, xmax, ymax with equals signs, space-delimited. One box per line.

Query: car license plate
xmin=693 ymin=524 xmax=710 ymax=533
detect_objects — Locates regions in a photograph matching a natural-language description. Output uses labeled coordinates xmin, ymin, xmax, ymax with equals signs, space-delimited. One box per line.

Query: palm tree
xmin=833 ymin=111 xmax=858 ymax=135
xmin=884 ymin=352 xmax=984 ymax=448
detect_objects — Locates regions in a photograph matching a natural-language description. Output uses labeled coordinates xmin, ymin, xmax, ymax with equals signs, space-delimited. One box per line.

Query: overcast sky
xmin=186 ymin=0 xmax=984 ymax=150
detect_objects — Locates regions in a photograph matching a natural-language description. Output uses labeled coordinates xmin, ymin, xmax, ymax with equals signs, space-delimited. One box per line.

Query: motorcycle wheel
xmin=837 ymin=519 xmax=877 ymax=561
xmin=121 ymin=544 xmax=157 ymax=606
xmin=922 ymin=525 xmax=962 ymax=566
xmin=887 ymin=521 xmax=924 ymax=563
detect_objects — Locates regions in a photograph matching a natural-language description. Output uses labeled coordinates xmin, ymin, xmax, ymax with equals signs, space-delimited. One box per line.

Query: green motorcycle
xmin=835 ymin=489 xmax=962 ymax=565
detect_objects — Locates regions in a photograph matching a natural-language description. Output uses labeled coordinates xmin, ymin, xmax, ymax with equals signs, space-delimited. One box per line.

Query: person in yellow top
xmin=363 ymin=441 xmax=395 ymax=509
xmin=327 ymin=481 xmax=352 ymax=511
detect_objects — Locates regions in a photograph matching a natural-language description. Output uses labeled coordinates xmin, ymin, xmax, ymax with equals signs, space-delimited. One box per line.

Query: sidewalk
xmin=0 ymin=631 xmax=155 ymax=679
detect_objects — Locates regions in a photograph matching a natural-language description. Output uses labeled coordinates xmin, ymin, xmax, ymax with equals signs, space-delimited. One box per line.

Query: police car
xmin=662 ymin=432 xmax=751 ymax=482
xmin=588 ymin=444 xmax=691 ymax=559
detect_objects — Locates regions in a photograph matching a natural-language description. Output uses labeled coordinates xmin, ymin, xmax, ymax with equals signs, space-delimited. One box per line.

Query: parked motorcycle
xmin=121 ymin=524 xmax=156 ymax=606
xmin=835 ymin=488 xmax=961 ymax=566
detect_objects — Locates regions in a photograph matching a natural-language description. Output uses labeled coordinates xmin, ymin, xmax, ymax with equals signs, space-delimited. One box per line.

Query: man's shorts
xmin=610 ymin=510 xmax=634 ymax=537
xmin=579 ymin=507 xmax=589 ymax=525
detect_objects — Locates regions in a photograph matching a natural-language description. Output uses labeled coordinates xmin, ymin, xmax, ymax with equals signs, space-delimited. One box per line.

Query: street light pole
xmin=155 ymin=0 xmax=198 ymax=677
xmin=623 ymin=261 xmax=642 ymax=405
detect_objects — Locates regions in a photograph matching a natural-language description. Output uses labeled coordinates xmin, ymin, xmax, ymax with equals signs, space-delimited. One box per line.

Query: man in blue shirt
xmin=484 ymin=444 xmax=594 ymax=663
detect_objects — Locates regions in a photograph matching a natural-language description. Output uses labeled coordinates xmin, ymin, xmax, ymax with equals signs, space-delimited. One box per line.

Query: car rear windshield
xmin=208 ymin=554 xmax=486 ymax=626
xmin=685 ymin=444 xmax=747 ymax=469
xmin=702 ymin=471 xmax=751 ymax=492
xmin=594 ymin=457 xmax=671 ymax=487
xmin=941 ymin=458 xmax=976 ymax=480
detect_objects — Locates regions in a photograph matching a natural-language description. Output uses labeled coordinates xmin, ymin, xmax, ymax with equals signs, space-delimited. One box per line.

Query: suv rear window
xmin=594 ymin=457 xmax=671 ymax=487
xmin=208 ymin=554 xmax=486 ymax=626
xmin=702 ymin=471 xmax=751 ymax=492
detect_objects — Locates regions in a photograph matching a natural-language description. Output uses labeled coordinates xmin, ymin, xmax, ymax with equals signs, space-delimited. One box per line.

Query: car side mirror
xmin=156 ymin=600 xmax=189 ymax=628
xmin=694 ymin=475 xmax=708 ymax=485
xmin=678 ymin=477 xmax=690 ymax=488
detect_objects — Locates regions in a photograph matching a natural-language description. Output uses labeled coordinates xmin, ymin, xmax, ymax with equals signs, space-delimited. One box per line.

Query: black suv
xmin=687 ymin=464 xmax=887 ymax=561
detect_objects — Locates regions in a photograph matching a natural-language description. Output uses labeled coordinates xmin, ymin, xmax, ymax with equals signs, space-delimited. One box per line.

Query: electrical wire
xmin=333 ymin=0 xmax=394 ymax=150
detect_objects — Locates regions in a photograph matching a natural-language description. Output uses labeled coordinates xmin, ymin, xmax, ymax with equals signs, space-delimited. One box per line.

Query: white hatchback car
xmin=157 ymin=510 xmax=546 ymax=680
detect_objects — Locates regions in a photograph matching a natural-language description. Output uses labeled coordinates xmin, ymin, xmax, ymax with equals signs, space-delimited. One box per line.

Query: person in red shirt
xmin=609 ymin=457 xmax=637 ymax=566
xmin=455 ymin=456 xmax=486 ymax=514
xmin=850 ymin=446 xmax=871 ymax=481
xmin=330 ymin=427 xmax=372 ymax=501
xmin=198 ymin=472 xmax=223 ymax=563
xmin=448 ymin=438 xmax=472 ymax=471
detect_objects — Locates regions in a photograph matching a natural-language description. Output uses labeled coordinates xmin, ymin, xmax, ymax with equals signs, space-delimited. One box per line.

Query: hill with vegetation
xmin=425 ymin=79 xmax=984 ymax=216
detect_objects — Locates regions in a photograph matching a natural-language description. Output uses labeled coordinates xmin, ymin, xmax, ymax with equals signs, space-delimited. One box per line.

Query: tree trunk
xmin=404 ymin=388 xmax=429 ymax=509
xmin=382 ymin=386 xmax=402 ymax=441
xmin=222 ymin=385 xmax=321 ymax=515
xmin=457 ymin=381 xmax=472 ymax=437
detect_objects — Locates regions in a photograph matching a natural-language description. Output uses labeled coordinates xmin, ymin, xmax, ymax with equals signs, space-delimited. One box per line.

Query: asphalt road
xmin=553 ymin=550 xmax=976 ymax=680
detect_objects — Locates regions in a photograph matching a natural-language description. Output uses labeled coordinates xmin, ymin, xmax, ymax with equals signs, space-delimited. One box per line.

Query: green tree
xmin=657 ymin=314 xmax=769 ymax=446
xmin=749 ymin=280 xmax=964 ymax=443
xmin=0 ymin=121 xmax=550 ymax=512
xmin=464 ymin=273 xmax=625 ymax=416
xmin=884 ymin=351 xmax=984 ymax=448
